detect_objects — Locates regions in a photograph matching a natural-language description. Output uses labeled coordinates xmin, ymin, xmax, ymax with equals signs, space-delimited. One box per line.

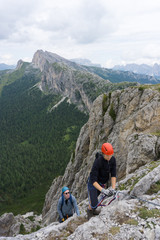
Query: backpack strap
xmin=61 ymin=194 xmax=73 ymax=212
xmin=61 ymin=194 xmax=64 ymax=213
xmin=70 ymin=194 xmax=73 ymax=206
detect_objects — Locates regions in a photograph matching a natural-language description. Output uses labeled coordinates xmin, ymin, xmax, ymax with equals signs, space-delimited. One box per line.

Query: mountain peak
xmin=113 ymin=63 xmax=160 ymax=77
xmin=16 ymin=59 xmax=24 ymax=70
xmin=32 ymin=50 xmax=84 ymax=72
xmin=33 ymin=50 xmax=67 ymax=63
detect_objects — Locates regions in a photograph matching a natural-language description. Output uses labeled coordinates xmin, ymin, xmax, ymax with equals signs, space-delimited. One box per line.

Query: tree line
xmin=0 ymin=72 xmax=88 ymax=214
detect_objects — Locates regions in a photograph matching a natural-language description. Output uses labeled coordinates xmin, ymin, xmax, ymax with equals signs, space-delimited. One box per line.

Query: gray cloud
xmin=33 ymin=0 xmax=117 ymax=44
xmin=0 ymin=0 xmax=39 ymax=40
xmin=0 ymin=0 xmax=160 ymax=66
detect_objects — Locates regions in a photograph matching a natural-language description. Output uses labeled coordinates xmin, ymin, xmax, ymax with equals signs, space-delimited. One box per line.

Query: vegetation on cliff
xmin=0 ymin=66 xmax=88 ymax=215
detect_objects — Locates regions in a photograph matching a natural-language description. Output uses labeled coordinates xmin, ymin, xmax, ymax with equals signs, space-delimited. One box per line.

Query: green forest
xmin=0 ymin=68 xmax=88 ymax=215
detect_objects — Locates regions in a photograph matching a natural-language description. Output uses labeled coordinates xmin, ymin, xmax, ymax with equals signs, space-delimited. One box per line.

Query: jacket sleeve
xmin=72 ymin=196 xmax=80 ymax=216
xmin=90 ymin=158 xmax=100 ymax=184
xmin=57 ymin=197 xmax=63 ymax=219
xmin=110 ymin=157 xmax=116 ymax=177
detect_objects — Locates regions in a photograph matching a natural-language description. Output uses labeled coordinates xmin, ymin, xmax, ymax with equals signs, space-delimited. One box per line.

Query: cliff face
xmin=32 ymin=50 xmax=110 ymax=112
xmin=2 ymin=160 xmax=160 ymax=239
xmin=42 ymin=86 xmax=160 ymax=225
xmin=1 ymin=86 xmax=160 ymax=239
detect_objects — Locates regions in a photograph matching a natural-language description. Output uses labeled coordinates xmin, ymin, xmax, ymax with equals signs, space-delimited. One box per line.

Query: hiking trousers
xmin=87 ymin=179 xmax=101 ymax=209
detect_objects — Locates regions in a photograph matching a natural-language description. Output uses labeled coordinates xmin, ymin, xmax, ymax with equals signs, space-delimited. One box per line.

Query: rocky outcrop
xmin=0 ymin=213 xmax=15 ymax=237
xmin=32 ymin=50 xmax=111 ymax=112
xmin=1 ymin=161 xmax=160 ymax=240
xmin=1 ymin=86 xmax=159 ymax=239
xmin=131 ymin=164 xmax=160 ymax=196
xmin=15 ymin=60 xmax=24 ymax=70
xmin=0 ymin=212 xmax=42 ymax=237
xmin=42 ymin=86 xmax=160 ymax=225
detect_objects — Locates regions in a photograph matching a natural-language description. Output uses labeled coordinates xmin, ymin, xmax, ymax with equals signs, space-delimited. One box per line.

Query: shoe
xmin=87 ymin=209 xmax=93 ymax=220
xmin=93 ymin=208 xmax=101 ymax=215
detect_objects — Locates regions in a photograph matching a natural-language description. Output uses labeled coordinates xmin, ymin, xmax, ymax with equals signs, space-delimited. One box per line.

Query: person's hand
xmin=61 ymin=218 xmax=65 ymax=222
xmin=110 ymin=188 xmax=117 ymax=195
xmin=101 ymin=188 xmax=113 ymax=197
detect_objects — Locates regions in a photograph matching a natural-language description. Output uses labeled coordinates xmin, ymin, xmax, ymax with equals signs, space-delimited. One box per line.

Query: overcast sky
xmin=0 ymin=0 xmax=160 ymax=68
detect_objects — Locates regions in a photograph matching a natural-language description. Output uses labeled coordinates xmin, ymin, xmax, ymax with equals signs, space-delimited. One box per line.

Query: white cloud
xmin=0 ymin=0 xmax=160 ymax=66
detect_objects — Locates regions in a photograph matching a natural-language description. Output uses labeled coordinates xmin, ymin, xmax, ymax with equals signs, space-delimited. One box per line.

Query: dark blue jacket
xmin=89 ymin=154 xmax=116 ymax=185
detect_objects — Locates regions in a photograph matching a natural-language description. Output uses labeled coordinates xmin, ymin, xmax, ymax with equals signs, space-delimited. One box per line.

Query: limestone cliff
xmin=1 ymin=86 xmax=160 ymax=239
xmin=32 ymin=50 xmax=112 ymax=112
xmin=1 ymin=160 xmax=160 ymax=239
xmin=42 ymin=85 xmax=160 ymax=225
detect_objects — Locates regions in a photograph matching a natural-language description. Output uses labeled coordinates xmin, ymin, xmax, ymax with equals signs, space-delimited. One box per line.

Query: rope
xmin=130 ymin=194 xmax=160 ymax=207
xmin=117 ymin=191 xmax=160 ymax=207
xmin=88 ymin=186 xmax=160 ymax=209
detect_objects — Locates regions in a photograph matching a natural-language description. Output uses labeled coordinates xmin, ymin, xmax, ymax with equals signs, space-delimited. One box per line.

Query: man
xmin=87 ymin=143 xmax=117 ymax=219
xmin=57 ymin=186 xmax=80 ymax=223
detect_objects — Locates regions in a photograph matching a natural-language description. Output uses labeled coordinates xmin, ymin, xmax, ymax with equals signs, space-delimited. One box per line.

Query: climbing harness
xmin=87 ymin=188 xmax=119 ymax=209
xmin=88 ymin=189 xmax=160 ymax=209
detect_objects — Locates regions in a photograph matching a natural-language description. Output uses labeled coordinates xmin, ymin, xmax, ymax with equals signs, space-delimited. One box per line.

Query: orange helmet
xmin=101 ymin=143 xmax=114 ymax=155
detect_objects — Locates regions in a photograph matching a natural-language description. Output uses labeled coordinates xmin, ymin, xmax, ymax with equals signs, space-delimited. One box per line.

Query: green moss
xmin=102 ymin=94 xmax=109 ymax=116
xmin=136 ymin=84 xmax=160 ymax=92
xmin=148 ymin=161 xmax=160 ymax=171
xmin=130 ymin=176 xmax=142 ymax=192
xmin=109 ymin=226 xmax=120 ymax=235
xmin=138 ymin=86 xmax=145 ymax=92
xmin=75 ymin=89 xmax=82 ymax=101
xmin=134 ymin=134 xmax=139 ymax=140
xmin=109 ymin=102 xmax=116 ymax=121
xmin=19 ymin=224 xmax=28 ymax=235
xmin=52 ymin=62 xmax=67 ymax=73
xmin=27 ymin=216 xmax=34 ymax=221
xmin=138 ymin=207 xmax=160 ymax=219
xmin=109 ymin=92 xmax=112 ymax=99
xmin=31 ymin=225 xmax=41 ymax=233
xmin=91 ymin=233 xmax=108 ymax=239
xmin=151 ymin=132 xmax=160 ymax=137
xmin=119 ymin=174 xmax=146 ymax=192
xmin=71 ymin=150 xmax=75 ymax=163
xmin=119 ymin=183 xmax=126 ymax=191
xmin=147 ymin=181 xmax=160 ymax=195
xmin=125 ymin=218 xmax=138 ymax=226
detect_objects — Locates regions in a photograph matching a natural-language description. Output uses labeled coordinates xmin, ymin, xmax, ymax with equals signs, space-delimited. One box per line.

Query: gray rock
xmin=155 ymin=225 xmax=160 ymax=240
xmin=0 ymin=213 xmax=15 ymax=237
xmin=42 ymin=87 xmax=160 ymax=224
xmin=32 ymin=50 xmax=110 ymax=113
xmin=131 ymin=164 xmax=160 ymax=196
xmin=0 ymin=212 xmax=42 ymax=237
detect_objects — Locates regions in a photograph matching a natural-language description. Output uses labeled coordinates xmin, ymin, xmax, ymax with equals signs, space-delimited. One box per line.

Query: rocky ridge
xmin=113 ymin=63 xmax=160 ymax=77
xmin=32 ymin=50 xmax=111 ymax=112
xmin=31 ymin=50 xmax=138 ymax=113
xmin=0 ymin=85 xmax=160 ymax=239
xmin=0 ymin=212 xmax=42 ymax=238
xmin=42 ymin=85 xmax=160 ymax=225
xmin=0 ymin=160 xmax=160 ymax=239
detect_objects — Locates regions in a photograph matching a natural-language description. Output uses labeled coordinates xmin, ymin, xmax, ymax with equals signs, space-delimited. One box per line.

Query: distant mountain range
xmin=1 ymin=49 xmax=160 ymax=219
xmin=113 ymin=63 xmax=160 ymax=77
xmin=70 ymin=58 xmax=101 ymax=67
xmin=0 ymin=63 xmax=16 ymax=70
